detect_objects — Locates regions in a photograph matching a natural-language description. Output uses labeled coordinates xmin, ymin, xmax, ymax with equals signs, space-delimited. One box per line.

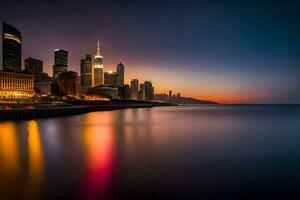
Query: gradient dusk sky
xmin=1 ymin=0 xmax=299 ymax=103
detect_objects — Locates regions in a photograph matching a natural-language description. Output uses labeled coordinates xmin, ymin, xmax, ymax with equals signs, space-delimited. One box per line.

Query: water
xmin=1 ymin=105 xmax=300 ymax=199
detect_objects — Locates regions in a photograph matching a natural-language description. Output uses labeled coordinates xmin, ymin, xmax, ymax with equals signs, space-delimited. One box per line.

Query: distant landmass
xmin=154 ymin=93 xmax=218 ymax=104
xmin=176 ymin=97 xmax=218 ymax=105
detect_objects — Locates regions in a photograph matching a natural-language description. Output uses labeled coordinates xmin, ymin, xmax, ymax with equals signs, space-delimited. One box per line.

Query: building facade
xmin=25 ymin=57 xmax=43 ymax=79
xmin=34 ymin=81 xmax=51 ymax=95
xmin=86 ymin=86 xmax=118 ymax=100
xmin=53 ymin=49 xmax=68 ymax=78
xmin=2 ymin=23 xmax=22 ymax=72
xmin=139 ymin=83 xmax=145 ymax=100
xmin=80 ymin=54 xmax=93 ymax=94
xmin=117 ymin=62 xmax=125 ymax=87
xmin=144 ymin=81 xmax=154 ymax=100
xmin=130 ymin=79 xmax=139 ymax=99
xmin=57 ymin=71 xmax=80 ymax=97
xmin=104 ymin=71 xmax=118 ymax=87
xmin=94 ymin=40 xmax=103 ymax=86
xmin=0 ymin=71 xmax=34 ymax=100
xmin=80 ymin=59 xmax=86 ymax=93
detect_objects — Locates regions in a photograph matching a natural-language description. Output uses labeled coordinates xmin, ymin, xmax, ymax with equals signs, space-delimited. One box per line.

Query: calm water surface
xmin=1 ymin=105 xmax=300 ymax=199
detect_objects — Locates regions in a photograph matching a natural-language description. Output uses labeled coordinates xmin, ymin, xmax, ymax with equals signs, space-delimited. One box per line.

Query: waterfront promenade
xmin=0 ymin=100 xmax=173 ymax=121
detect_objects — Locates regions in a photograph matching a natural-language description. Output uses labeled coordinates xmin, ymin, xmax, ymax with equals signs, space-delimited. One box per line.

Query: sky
xmin=0 ymin=0 xmax=299 ymax=103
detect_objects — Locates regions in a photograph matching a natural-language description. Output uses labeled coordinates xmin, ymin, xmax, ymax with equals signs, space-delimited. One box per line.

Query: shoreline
xmin=0 ymin=100 xmax=174 ymax=121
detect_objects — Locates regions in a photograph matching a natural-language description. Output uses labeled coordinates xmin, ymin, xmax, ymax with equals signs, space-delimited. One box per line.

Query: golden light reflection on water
xmin=82 ymin=112 xmax=115 ymax=199
xmin=0 ymin=122 xmax=20 ymax=199
xmin=26 ymin=120 xmax=44 ymax=199
xmin=0 ymin=122 xmax=19 ymax=176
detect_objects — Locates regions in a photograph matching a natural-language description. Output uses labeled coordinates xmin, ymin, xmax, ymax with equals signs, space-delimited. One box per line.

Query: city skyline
xmin=1 ymin=0 xmax=300 ymax=103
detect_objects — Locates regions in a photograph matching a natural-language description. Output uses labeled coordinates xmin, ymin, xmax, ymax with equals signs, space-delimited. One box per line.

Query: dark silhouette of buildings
xmin=119 ymin=84 xmax=131 ymax=100
xmin=104 ymin=71 xmax=119 ymax=87
xmin=117 ymin=62 xmax=125 ymax=87
xmin=25 ymin=57 xmax=43 ymax=79
xmin=53 ymin=49 xmax=68 ymax=78
xmin=2 ymin=23 xmax=22 ymax=72
xmin=139 ymin=83 xmax=145 ymax=100
xmin=144 ymin=81 xmax=154 ymax=100
xmin=80 ymin=54 xmax=93 ymax=93
xmin=130 ymin=79 xmax=139 ymax=99
xmin=57 ymin=71 xmax=80 ymax=97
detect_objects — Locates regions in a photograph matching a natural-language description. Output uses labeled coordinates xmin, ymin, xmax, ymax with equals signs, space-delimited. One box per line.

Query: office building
xmin=57 ymin=71 xmax=80 ymax=97
xmin=117 ymin=62 xmax=125 ymax=87
xmin=53 ymin=49 xmax=68 ymax=78
xmin=144 ymin=81 xmax=154 ymax=100
xmin=139 ymin=83 xmax=145 ymax=100
xmin=2 ymin=23 xmax=22 ymax=72
xmin=80 ymin=59 xmax=86 ymax=93
xmin=104 ymin=71 xmax=118 ymax=87
xmin=119 ymin=84 xmax=131 ymax=100
xmin=94 ymin=40 xmax=103 ymax=86
xmin=25 ymin=57 xmax=43 ymax=80
xmin=80 ymin=54 xmax=93 ymax=94
xmin=130 ymin=79 xmax=139 ymax=99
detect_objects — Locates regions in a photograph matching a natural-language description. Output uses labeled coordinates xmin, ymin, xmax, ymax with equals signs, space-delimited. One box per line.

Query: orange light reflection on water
xmin=82 ymin=112 xmax=115 ymax=199
xmin=26 ymin=120 xmax=44 ymax=199
xmin=0 ymin=122 xmax=20 ymax=199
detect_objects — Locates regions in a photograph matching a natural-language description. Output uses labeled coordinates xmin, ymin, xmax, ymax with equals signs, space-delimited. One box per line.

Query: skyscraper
xmin=2 ymin=23 xmax=22 ymax=72
xmin=94 ymin=40 xmax=103 ymax=86
xmin=130 ymin=79 xmax=139 ymax=99
xmin=25 ymin=57 xmax=43 ymax=79
xmin=80 ymin=54 xmax=93 ymax=94
xmin=144 ymin=81 xmax=154 ymax=101
xmin=53 ymin=49 xmax=68 ymax=78
xmin=104 ymin=71 xmax=119 ymax=87
xmin=117 ymin=62 xmax=125 ymax=87
xmin=80 ymin=59 xmax=86 ymax=93
xmin=139 ymin=83 xmax=145 ymax=100
xmin=85 ymin=54 xmax=93 ymax=88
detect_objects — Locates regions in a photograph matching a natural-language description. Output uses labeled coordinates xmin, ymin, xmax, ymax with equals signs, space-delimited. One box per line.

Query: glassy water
xmin=1 ymin=105 xmax=300 ymax=199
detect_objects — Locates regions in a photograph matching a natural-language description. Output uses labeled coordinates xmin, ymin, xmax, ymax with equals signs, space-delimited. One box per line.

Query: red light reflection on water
xmin=82 ymin=112 xmax=115 ymax=199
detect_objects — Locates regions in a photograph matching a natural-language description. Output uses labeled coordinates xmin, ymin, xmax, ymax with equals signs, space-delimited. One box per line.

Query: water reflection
xmin=0 ymin=122 xmax=20 ymax=199
xmin=26 ymin=120 xmax=44 ymax=199
xmin=82 ymin=112 xmax=115 ymax=199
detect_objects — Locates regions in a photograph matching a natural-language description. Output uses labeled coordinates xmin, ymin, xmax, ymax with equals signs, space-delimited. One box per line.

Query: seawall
xmin=0 ymin=101 xmax=172 ymax=121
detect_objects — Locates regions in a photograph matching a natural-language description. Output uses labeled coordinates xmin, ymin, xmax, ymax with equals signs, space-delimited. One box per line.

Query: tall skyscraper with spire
xmin=94 ymin=40 xmax=103 ymax=86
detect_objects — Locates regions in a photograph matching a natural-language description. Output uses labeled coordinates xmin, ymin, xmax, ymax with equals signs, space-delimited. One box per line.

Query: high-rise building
xmin=94 ymin=40 xmax=103 ymax=86
xmin=139 ymin=83 xmax=145 ymax=100
xmin=130 ymin=79 xmax=139 ymax=99
xmin=57 ymin=71 xmax=80 ymax=97
xmin=104 ymin=71 xmax=118 ymax=87
xmin=53 ymin=49 xmax=68 ymax=78
xmin=2 ymin=23 xmax=22 ymax=72
xmin=119 ymin=84 xmax=131 ymax=100
xmin=25 ymin=57 xmax=43 ymax=80
xmin=144 ymin=81 xmax=154 ymax=101
xmin=116 ymin=62 xmax=125 ymax=87
xmin=85 ymin=54 xmax=93 ymax=88
xmin=80 ymin=54 xmax=92 ymax=93
xmin=80 ymin=59 xmax=86 ymax=93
